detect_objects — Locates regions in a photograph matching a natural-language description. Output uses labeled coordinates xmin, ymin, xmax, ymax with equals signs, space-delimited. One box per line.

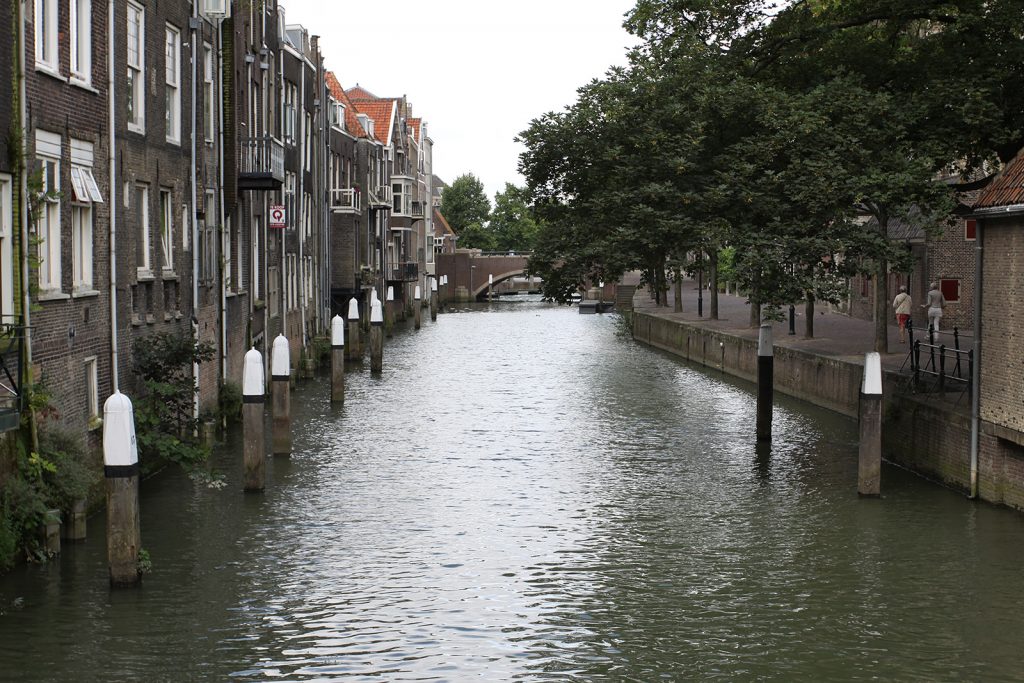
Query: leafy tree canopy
xmin=440 ymin=174 xmax=492 ymax=249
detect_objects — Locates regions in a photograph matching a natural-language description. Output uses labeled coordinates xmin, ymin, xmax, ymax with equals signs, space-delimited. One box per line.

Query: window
xmin=940 ymin=278 xmax=960 ymax=304
xmin=252 ymin=217 xmax=260 ymax=298
xmin=304 ymin=113 xmax=312 ymax=171
xmin=964 ymin=218 xmax=977 ymax=241
xmin=35 ymin=0 xmax=58 ymax=72
xmin=165 ymin=26 xmax=181 ymax=143
xmin=160 ymin=190 xmax=173 ymax=271
xmin=35 ymin=131 xmax=61 ymax=293
xmin=233 ymin=215 xmax=242 ymax=291
xmin=135 ymin=184 xmax=150 ymax=274
xmin=0 ymin=175 xmax=14 ymax=317
xmin=70 ymin=0 xmax=92 ymax=82
xmin=201 ymin=191 xmax=216 ymax=284
xmin=392 ymin=183 xmax=403 ymax=214
xmin=330 ymin=101 xmax=345 ymax=129
xmin=283 ymin=82 xmax=297 ymax=143
xmin=204 ymin=44 xmax=215 ymax=142
xmin=84 ymin=357 xmax=99 ymax=423
xmin=69 ymin=140 xmax=102 ymax=294
xmin=127 ymin=2 xmax=145 ymax=129
xmin=284 ymin=172 xmax=296 ymax=230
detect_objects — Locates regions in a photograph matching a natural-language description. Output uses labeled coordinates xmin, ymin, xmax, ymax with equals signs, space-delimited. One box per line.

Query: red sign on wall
xmin=269 ymin=205 xmax=286 ymax=229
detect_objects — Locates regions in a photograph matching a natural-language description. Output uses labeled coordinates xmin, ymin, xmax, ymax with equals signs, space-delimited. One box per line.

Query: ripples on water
xmin=2 ymin=299 xmax=1024 ymax=681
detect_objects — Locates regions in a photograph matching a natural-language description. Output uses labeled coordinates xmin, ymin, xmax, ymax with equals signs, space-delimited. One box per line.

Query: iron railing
xmin=0 ymin=317 xmax=25 ymax=421
xmin=901 ymin=322 xmax=973 ymax=403
xmin=388 ymin=261 xmax=418 ymax=282
xmin=330 ymin=188 xmax=361 ymax=213
xmin=239 ymin=135 xmax=285 ymax=182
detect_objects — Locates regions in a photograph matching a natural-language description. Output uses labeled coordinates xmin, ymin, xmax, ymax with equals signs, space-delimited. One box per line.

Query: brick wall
xmin=926 ymin=216 xmax=975 ymax=331
xmin=980 ymin=216 xmax=1024 ymax=432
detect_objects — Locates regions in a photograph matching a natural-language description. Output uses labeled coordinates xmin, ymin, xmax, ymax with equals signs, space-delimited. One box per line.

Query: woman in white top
xmin=922 ymin=282 xmax=946 ymax=333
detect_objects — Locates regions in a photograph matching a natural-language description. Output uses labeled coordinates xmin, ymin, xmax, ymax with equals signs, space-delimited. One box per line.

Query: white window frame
xmin=160 ymin=189 xmax=174 ymax=272
xmin=165 ymin=25 xmax=182 ymax=144
xmin=72 ymin=203 xmax=93 ymax=292
xmin=35 ymin=0 xmax=59 ymax=73
xmin=70 ymin=0 xmax=93 ymax=84
xmin=204 ymin=43 xmax=215 ymax=142
xmin=84 ymin=356 xmax=99 ymax=423
xmin=35 ymin=132 xmax=62 ymax=294
xmin=204 ymin=191 xmax=217 ymax=285
xmin=126 ymin=2 xmax=145 ymax=131
xmin=0 ymin=175 xmax=14 ymax=317
xmin=136 ymin=184 xmax=151 ymax=275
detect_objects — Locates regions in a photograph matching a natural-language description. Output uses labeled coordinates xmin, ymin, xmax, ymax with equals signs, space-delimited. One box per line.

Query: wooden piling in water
xmin=414 ymin=285 xmax=422 ymax=330
xmin=430 ymin=277 xmax=438 ymax=321
xmin=384 ymin=286 xmax=395 ymax=337
xmin=331 ymin=315 xmax=345 ymax=403
xmin=370 ymin=299 xmax=384 ymax=373
xmin=242 ymin=347 xmax=266 ymax=492
xmin=859 ymin=352 xmax=883 ymax=496
xmin=756 ymin=324 xmax=774 ymax=442
xmin=271 ymin=334 xmax=291 ymax=456
xmin=347 ymin=298 xmax=361 ymax=361
xmin=103 ymin=391 xmax=142 ymax=587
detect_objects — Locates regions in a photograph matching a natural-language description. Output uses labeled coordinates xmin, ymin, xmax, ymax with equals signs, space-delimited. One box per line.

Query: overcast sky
xmin=280 ymin=0 xmax=637 ymax=201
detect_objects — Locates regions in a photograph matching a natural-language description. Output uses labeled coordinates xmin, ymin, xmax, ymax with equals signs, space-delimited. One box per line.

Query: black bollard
xmin=414 ymin=285 xmax=422 ymax=330
xmin=756 ymin=323 xmax=773 ymax=441
xmin=384 ymin=286 xmax=395 ymax=337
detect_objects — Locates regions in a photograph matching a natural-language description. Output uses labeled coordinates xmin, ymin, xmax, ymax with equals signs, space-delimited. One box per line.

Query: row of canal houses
xmin=0 ymin=0 xmax=437 ymax=446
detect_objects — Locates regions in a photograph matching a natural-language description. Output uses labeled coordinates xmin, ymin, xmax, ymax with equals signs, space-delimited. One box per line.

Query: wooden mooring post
xmin=103 ymin=391 xmax=141 ymax=587
xmin=331 ymin=315 xmax=345 ymax=403
xmin=347 ymin=298 xmax=361 ymax=361
xmin=271 ymin=334 xmax=291 ymax=456
xmin=858 ymin=352 xmax=883 ymax=496
xmin=414 ymin=285 xmax=422 ymax=330
xmin=370 ymin=299 xmax=384 ymax=373
xmin=242 ymin=347 xmax=265 ymax=492
xmin=756 ymin=324 xmax=774 ymax=442
xmin=384 ymin=286 xmax=395 ymax=337
xmin=430 ymin=276 xmax=438 ymax=321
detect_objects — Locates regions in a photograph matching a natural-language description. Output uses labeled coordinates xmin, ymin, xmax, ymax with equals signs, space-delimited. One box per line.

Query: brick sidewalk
xmin=628 ymin=278 xmax=971 ymax=373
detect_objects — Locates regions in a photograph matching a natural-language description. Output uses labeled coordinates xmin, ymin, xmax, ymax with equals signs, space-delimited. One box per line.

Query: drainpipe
xmin=107 ymin=0 xmax=118 ymax=392
xmin=218 ymin=22 xmax=228 ymax=391
xmin=969 ymin=220 xmax=983 ymax=499
xmin=190 ymin=5 xmax=200 ymax=425
xmin=16 ymin=0 xmax=37 ymax=452
xmin=297 ymin=60 xmax=307 ymax=351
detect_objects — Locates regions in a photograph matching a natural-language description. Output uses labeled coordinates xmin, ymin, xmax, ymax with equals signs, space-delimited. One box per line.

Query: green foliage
xmin=218 ymin=381 xmax=242 ymax=424
xmin=490 ymin=184 xmax=540 ymax=252
xmin=132 ymin=331 xmax=215 ymax=472
xmin=137 ymin=548 xmax=152 ymax=575
xmin=440 ymin=174 xmax=492 ymax=249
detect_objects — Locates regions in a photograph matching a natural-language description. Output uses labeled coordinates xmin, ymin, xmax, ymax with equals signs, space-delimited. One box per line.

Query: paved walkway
xmin=627 ymin=278 xmax=972 ymax=373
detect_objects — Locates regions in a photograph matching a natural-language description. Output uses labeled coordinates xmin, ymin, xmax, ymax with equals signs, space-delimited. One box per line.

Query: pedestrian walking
xmin=892 ymin=285 xmax=912 ymax=343
xmin=922 ymin=282 xmax=946 ymax=333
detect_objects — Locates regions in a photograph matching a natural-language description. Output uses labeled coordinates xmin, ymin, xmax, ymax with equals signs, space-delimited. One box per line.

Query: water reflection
xmin=1 ymin=300 xmax=1024 ymax=681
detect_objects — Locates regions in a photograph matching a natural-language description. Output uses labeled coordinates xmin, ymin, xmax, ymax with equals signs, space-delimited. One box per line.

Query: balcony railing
xmin=330 ymin=188 xmax=361 ymax=214
xmin=238 ymin=135 xmax=285 ymax=190
xmin=369 ymin=185 xmax=392 ymax=209
xmin=410 ymin=200 xmax=425 ymax=219
xmin=388 ymin=261 xmax=418 ymax=282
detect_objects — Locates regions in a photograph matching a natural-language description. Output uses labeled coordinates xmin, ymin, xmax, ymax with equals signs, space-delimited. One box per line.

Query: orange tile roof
xmin=325 ymin=72 xmax=368 ymax=139
xmin=433 ymin=209 xmax=455 ymax=237
xmin=348 ymin=98 xmax=396 ymax=146
xmin=975 ymin=150 xmax=1024 ymax=210
xmin=345 ymin=85 xmax=377 ymax=100
xmin=408 ymin=117 xmax=421 ymax=143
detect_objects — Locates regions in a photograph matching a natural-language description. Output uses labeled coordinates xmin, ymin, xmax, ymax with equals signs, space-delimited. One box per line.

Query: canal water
xmin=2 ymin=298 xmax=1024 ymax=681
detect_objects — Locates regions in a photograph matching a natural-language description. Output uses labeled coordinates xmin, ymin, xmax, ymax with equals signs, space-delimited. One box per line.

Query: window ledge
xmin=34 ymin=64 xmax=65 ymax=82
xmin=166 ymin=137 xmax=181 ymax=147
xmin=131 ymin=315 xmax=143 ymax=327
xmin=145 ymin=313 xmax=155 ymax=324
xmin=72 ymin=289 xmax=100 ymax=299
xmin=127 ymin=123 xmax=146 ymax=135
xmin=68 ymin=77 xmax=99 ymax=94
xmin=162 ymin=270 xmax=178 ymax=281
xmin=137 ymin=269 xmax=155 ymax=282
xmin=38 ymin=290 xmax=70 ymax=302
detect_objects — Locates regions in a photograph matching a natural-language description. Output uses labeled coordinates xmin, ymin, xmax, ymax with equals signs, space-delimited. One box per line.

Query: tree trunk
xmin=874 ymin=260 xmax=888 ymax=354
xmin=804 ymin=291 xmax=815 ymax=339
xmin=673 ymin=270 xmax=682 ymax=313
xmin=749 ymin=299 xmax=760 ymax=328
xmin=709 ymin=255 xmax=719 ymax=320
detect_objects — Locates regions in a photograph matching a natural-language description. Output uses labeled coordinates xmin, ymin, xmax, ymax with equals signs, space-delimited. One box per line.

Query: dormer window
xmin=331 ymin=101 xmax=346 ymax=130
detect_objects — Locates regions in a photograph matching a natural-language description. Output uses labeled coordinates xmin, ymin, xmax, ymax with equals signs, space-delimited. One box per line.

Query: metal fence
xmin=900 ymin=321 xmax=973 ymax=404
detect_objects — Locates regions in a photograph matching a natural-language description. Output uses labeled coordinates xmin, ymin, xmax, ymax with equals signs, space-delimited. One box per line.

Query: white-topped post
xmin=331 ymin=315 xmax=345 ymax=403
xmin=103 ymin=391 xmax=141 ymax=587
xmin=242 ymin=347 xmax=265 ymax=491
xmin=488 ymin=273 xmax=494 ymax=302
xmin=439 ymin=275 xmax=447 ymax=311
xmin=271 ymin=334 xmax=291 ymax=456
xmin=384 ymin=286 xmax=395 ymax=337
xmin=859 ymin=352 xmax=883 ymax=496
xmin=414 ymin=285 xmax=422 ymax=330
xmin=430 ymin=276 xmax=438 ymax=321
xmin=756 ymin=324 xmax=774 ymax=442
xmin=370 ymin=298 xmax=385 ymax=373
xmin=347 ymin=298 xmax=361 ymax=361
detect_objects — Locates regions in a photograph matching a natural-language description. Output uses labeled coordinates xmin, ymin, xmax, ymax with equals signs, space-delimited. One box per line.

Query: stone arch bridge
xmin=435 ymin=251 xmax=535 ymax=301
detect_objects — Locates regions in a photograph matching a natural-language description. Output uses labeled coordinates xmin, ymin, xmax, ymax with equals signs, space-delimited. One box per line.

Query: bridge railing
xmin=476 ymin=251 xmax=532 ymax=258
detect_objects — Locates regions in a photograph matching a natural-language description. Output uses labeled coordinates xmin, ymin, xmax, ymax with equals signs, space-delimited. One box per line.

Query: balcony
xmin=330 ymin=188 xmax=361 ymax=214
xmin=368 ymin=185 xmax=392 ymax=209
xmin=410 ymin=200 xmax=425 ymax=219
xmin=388 ymin=261 xmax=418 ymax=282
xmin=238 ymin=135 xmax=285 ymax=190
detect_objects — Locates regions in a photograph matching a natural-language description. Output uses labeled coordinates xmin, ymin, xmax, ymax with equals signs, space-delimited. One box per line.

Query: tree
xmin=489 ymin=184 xmax=540 ymax=252
xmin=440 ymin=174 xmax=492 ymax=249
